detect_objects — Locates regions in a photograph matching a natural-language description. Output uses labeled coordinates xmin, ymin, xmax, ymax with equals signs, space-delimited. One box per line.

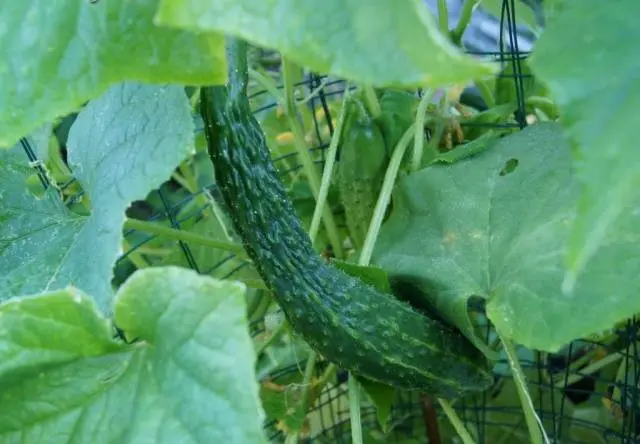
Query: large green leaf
xmin=527 ymin=1 xmax=640 ymax=292
xmin=0 ymin=83 xmax=193 ymax=311
xmin=371 ymin=123 xmax=640 ymax=352
xmin=154 ymin=0 xmax=497 ymax=87
xmin=0 ymin=0 xmax=226 ymax=149
xmin=0 ymin=266 xmax=266 ymax=443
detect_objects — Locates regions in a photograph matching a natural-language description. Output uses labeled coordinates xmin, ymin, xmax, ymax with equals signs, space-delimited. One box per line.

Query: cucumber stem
xmin=411 ymin=89 xmax=436 ymax=172
xmin=451 ymin=0 xmax=481 ymax=45
xmin=309 ymin=90 xmax=351 ymax=243
xmin=360 ymin=85 xmax=381 ymax=119
xmin=120 ymin=238 xmax=150 ymax=269
xmin=437 ymin=0 xmax=450 ymax=35
xmin=255 ymin=319 xmax=288 ymax=356
xmin=474 ymin=79 xmax=496 ymax=109
xmin=285 ymin=352 xmax=319 ymax=444
xmin=438 ymin=398 xmax=476 ymax=444
xmin=348 ymin=375 xmax=364 ymax=444
xmin=286 ymin=114 xmax=345 ymax=257
xmin=281 ymin=58 xmax=304 ymax=122
xmin=248 ymin=68 xmax=285 ymax=103
xmin=123 ymin=218 xmax=247 ymax=257
xmin=298 ymin=77 xmax=331 ymax=106
xmin=499 ymin=334 xmax=550 ymax=444
xmin=359 ymin=124 xmax=416 ymax=266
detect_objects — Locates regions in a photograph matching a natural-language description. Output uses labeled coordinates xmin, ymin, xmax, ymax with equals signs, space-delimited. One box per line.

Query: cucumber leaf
xmin=332 ymin=260 xmax=392 ymax=294
xmin=0 ymin=0 xmax=226 ymax=149
xmin=371 ymin=122 xmax=640 ymax=352
xmin=154 ymin=0 xmax=497 ymax=87
xmin=357 ymin=377 xmax=397 ymax=433
xmin=0 ymin=266 xmax=265 ymax=443
xmin=0 ymin=83 xmax=193 ymax=311
xmin=527 ymin=0 xmax=640 ymax=293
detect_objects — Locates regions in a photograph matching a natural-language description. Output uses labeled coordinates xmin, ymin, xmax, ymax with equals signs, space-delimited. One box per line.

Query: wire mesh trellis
xmin=17 ymin=0 xmax=640 ymax=443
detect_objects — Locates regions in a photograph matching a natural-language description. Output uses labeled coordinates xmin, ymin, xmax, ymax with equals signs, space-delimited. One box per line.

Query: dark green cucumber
xmin=200 ymin=38 xmax=493 ymax=397
xmin=337 ymin=97 xmax=388 ymax=250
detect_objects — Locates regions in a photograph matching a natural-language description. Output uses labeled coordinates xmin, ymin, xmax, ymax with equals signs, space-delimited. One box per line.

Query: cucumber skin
xmin=200 ymin=39 xmax=493 ymax=397
xmin=337 ymin=118 xmax=387 ymax=250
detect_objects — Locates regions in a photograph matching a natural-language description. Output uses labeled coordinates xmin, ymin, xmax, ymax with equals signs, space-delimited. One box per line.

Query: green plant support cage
xmin=18 ymin=1 xmax=639 ymax=442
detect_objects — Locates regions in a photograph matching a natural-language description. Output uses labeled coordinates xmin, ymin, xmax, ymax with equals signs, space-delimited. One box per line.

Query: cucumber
xmin=200 ymin=38 xmax=493 ymax=397
xmin=337 ymin=97 xmax=388 ymax=250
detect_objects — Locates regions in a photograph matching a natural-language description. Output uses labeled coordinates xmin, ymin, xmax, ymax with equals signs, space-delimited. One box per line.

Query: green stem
xmin=123 ymin=218 xmax=247 ymax=257
xmin=298 ymin=77 xmax=331 ymax=106
xmin=452 ymin=0 xmax=480 ymax=45
xmin=281 ymin=58 xmax=301 ymax=120
xmin=359 ymin=124 xmax=415 ymax=266
xmin=525 ymin=96 xmax=559 ymax=119
xmin=348 ymin=375 xmax=364 ymax=444
xmin=203 ymin=189 xmax=235 ymax=242
xmin=121 ymin=239 xmax=151 ymax=269
xmin=316 ymin=363 xmax=337 ymax=388
xmin=286 ymin=352 xmax=319 ymax=444
xmin=308 ymin=90 xmax=350 ymax=243
xmin=438 ymin=398 xmax=476 ymax=444
xmin=256 ymin=319 xmax=288 ymax=356
xmin=248 ymin=68 xmax=285 ymax=103
xmin=437 ymin=0 xmax=450 ymax=34
xmin=474 ymin=79 xmax=496 ymax=109
xmin=287 ymin=115 xmax=344 ymax=258
xmin=499 ymin=334 xmax=550 ymax=444
xmin=411 ymin=89 xmax=436 ymax=172
xmin=239 ymin=278 xmax=270 ymax=291
xmin=553 ymin=352 xmax=622 ymax=388
xmin=171 ymin=171 xmax=192 ymax=192
xmin=282 ymin=94 xmax=344 ymax=259
xmin=361 ymin=85 xmax=381 ymax=119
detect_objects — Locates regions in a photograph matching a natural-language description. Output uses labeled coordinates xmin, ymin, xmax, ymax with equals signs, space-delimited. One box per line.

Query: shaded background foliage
xmin=14 ymin=0 xmax=640 ymax=442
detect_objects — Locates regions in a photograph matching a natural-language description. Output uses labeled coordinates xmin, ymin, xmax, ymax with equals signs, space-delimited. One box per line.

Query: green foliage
xmin=1 ymin=83 xmax=193 ymax=311
xmin=0 ymin=266 xmax=265 ymax=443
xmin=372 ymin=123 xmax=640 ymax=353
xmin=1 ymin=1 xmax=638 ymax=442
xmin=527 ymin=0 xmax=640 ymax=294
xmin=0 ymin=0 xmax=226 ymax=149
xmin=154 ymin=0 xmax=497 ymax=86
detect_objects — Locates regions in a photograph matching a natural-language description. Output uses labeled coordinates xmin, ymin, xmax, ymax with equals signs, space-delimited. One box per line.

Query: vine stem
xmin=358 ymin=123 xmax=415 ymax=266
xmin=437 ymin=399 xmax=476 ymax=444
xmin=255 ymin=319 xmax=288 ymax=356
xmin=499 ymin=333 xmax=550 ymax=444
xmin=348 ymin=375 xmax=364 ymax=444
xmin=285 ymin=352 xmax=318 ymax=444
xmin=309 ymin=89 xmax=350 ymax=243
xmin=473 ymin=78 xmax=496 ymax=109
xmin=437 ymin=0 xmax=449 ymax=35
xmin=411 ymin=88 xmax=436 ymax=172
xmin=451 ymin=0 xmax=481 ymax=45
xmin=123 ymin=218 xmax=246 ymax=256
xmin=361 ymin=85 xmax=381 ymax=119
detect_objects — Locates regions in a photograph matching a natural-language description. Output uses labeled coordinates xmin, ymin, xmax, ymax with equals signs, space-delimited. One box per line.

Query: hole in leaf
xmin=499 ymin=158 xmax=519 ymax=176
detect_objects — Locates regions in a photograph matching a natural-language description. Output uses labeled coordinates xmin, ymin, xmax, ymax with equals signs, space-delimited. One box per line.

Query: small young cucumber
xmin=337 ymin=98 xmax=388 ymax=250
